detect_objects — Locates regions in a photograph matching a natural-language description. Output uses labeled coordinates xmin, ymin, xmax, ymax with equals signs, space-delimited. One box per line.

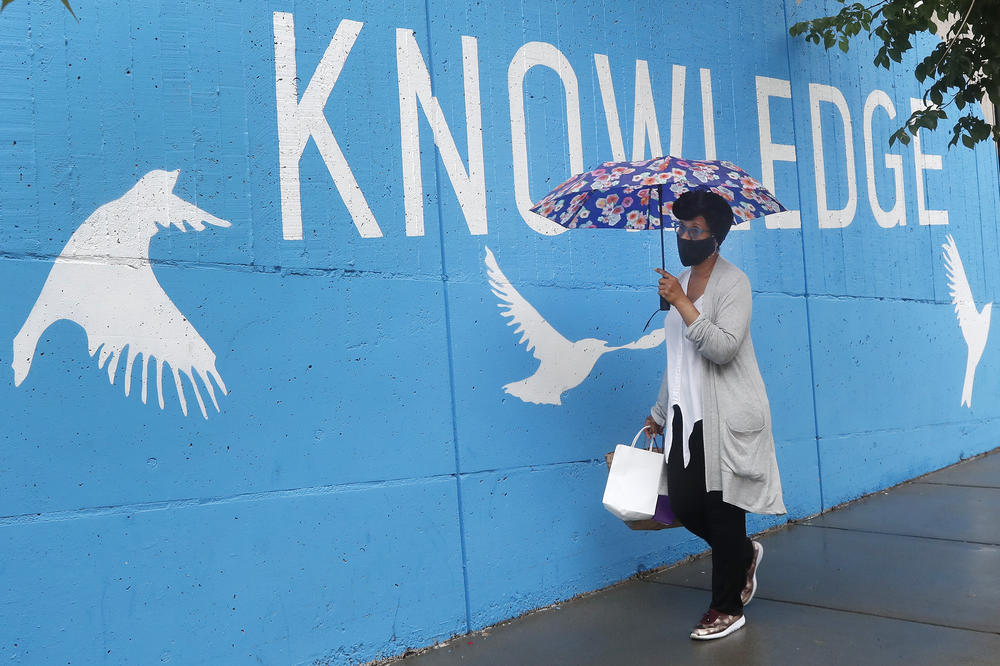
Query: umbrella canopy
xmin=530 ymin=156 xmax=786 ymax=232
xmin=530 ymin=155 xmax=786 ymax=313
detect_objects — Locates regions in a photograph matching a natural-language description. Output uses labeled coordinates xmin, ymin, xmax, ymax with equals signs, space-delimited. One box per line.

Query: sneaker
xmin=741 ymin=540 xmax=764 ymax=606
xmin=690 ymin=609 xmax=746 ymax=640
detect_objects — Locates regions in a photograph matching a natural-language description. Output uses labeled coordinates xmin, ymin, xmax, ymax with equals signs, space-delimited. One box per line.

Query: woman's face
xmin=676 ymin=215 xmax=712 ymax=241
xmin=675 ymin=214 xmax=718 ymax=267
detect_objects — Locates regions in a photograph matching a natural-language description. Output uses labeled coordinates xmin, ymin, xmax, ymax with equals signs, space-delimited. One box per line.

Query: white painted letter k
xmin=273 ymin=13 xmax=383 ymax=240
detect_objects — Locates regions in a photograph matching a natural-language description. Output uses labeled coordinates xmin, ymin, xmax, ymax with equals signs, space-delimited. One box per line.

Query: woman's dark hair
xmin=672 ymin=189 xmax=734 ymax=245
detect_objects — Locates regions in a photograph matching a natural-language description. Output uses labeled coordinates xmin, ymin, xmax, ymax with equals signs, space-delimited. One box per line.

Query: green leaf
xmin=839 ymin=36 xmax=850 ymax=53
xmin=889 ymin=128 xmax=911 ymax=147
xmin=1 ymin=0 xmax=16 ymax=11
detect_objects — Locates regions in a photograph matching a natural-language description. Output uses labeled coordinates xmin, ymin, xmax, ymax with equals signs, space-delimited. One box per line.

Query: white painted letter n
xmin=397 ymin=30 xmax=486 ymax=237
xmin=273 ymin=13 xmax=382 ymax=240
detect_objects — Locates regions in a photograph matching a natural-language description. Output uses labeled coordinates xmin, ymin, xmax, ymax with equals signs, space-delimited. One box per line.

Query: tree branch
xmin=933 ymin=0 xmax=977 ymax=72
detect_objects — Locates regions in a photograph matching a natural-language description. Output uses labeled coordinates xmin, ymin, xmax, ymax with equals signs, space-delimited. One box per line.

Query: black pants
xmin=666 ymin=406 xmax=754 ymax=615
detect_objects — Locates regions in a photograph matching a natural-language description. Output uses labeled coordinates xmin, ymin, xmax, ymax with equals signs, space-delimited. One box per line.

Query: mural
xmin=485 ymin=246 xmax=664 ymax=405
xmin=1 ymin=2 xmax=999 ymax=665
xmin=12 ymin=170 xmax=230 ymax=418
xmin=942 ymin=234 xmax=992 ymax=408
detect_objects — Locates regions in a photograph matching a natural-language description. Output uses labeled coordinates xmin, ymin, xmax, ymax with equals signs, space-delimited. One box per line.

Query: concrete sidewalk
xmin=393 ymin=449 xmax=1000 ymax=665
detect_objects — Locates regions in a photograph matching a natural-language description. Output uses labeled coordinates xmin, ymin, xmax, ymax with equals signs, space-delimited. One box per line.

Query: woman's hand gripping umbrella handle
xmin=643 ymin=268 xmax=679 ymax=331
xmin=656 ymin=268 xmax=686 ymax=309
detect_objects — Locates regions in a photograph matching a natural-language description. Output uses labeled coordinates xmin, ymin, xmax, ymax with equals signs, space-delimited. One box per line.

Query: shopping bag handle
xmin=631 ymin=426 xmax=662 ymax=451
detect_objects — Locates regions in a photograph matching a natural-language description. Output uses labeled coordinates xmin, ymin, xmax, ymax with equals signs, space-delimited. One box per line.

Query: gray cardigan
xmin=650 ymin=256 xmax=786 ymax=515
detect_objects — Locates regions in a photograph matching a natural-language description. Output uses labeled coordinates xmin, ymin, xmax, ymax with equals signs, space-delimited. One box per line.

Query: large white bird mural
xmin=942 ymin=234 xmax=992 ymax=408
xmin=484 ymin=246 xmax=664 ymax=406
xmin=12 ymin=169 xmax=230 ymax=418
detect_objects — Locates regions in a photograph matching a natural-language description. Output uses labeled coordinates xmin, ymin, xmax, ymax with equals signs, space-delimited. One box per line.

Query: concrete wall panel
xmin=0 ymin=479 xmax=466 ymax=665
xmin=2 ymin=259 xmax=455 ymax=514
xmin=460 ymin=463 xmax=707 ymax=631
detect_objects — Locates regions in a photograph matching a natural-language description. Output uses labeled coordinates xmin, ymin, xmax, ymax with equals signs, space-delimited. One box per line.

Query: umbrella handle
xmin=657 ymin=196 xmax=670 ymax=311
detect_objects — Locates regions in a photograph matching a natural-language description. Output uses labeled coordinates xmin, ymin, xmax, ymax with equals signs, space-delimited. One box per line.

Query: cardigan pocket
xmin=721 ymin=416 xmax=767 ymax=481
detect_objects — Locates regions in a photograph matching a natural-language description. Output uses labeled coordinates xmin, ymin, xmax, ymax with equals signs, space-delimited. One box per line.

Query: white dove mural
xmin=942 ymin=234 xmax=992 ymax=408
xmin=484 ymin=246 xmax=664 ymax=406
xmin=12 ymin=169 xmax=230 ymax=419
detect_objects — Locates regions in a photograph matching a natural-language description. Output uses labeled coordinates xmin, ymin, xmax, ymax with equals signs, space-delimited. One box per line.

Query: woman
xmin=644 ymin=189 xmax=785 ymax=640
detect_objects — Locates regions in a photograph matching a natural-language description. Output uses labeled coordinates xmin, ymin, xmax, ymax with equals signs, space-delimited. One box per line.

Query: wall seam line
xmin=0 ymin=459 xmax=610 ymax=527
xmin=419 ymin=5 xmax=474 ymax=635
xmin=781 ymin=0 xmax=825 ymax=512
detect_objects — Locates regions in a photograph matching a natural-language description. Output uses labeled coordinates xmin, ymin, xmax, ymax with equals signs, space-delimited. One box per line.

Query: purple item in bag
xmin=653 ymin=494 xmax=680 ymax=527
xmin=623 ymin=494 xmax=681 ymax=531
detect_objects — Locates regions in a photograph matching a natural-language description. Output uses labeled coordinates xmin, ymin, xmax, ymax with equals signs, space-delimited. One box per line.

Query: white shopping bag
xmin=602 ymin=428 xmax=668 ymax=522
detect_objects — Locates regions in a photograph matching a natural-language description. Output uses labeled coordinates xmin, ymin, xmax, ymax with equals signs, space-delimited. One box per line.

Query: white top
xmin=661 ymin=272 xmax=703 ymax=468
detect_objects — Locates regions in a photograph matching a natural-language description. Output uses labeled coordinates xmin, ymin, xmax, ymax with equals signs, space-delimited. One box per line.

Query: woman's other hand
xmin=644 ymin=415 xmax=663 ymax=440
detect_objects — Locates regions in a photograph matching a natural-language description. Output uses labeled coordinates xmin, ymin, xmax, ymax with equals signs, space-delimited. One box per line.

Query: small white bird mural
xmin=484 ymin=246 xmax=664 ymax=406
xmin=942 ymin=234 xmax=992 ymax=408
xmin=12 ymin=169 xmax=230 ymax=418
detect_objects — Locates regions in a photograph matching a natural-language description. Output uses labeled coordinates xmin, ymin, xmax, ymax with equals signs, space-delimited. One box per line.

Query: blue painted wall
xmin=1 ymin=0 xmax=998 ymax=663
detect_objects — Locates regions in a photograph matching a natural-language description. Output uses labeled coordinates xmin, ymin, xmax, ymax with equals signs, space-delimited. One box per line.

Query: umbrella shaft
xmin=660 ymin=222 xmax=665 ymax=270
xmin=658 ymin=184 xmax=669 ymax=311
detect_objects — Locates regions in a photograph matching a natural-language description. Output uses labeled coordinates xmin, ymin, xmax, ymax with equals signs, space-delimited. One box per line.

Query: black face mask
xmin=677 ymin=235 xmax=717 ymax=266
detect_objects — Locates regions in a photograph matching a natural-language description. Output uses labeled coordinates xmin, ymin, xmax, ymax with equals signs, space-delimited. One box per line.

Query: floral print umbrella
xmin=530 ymin=155 xmax=786 ymax=232
xmin=530 ymin=155 xmax=786 ymax=312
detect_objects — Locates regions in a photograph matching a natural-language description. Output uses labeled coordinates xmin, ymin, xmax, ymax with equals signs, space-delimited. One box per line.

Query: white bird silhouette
xmin=484 ymin=246 xmax=664 ymax=406
xmin=12 ymin=169 xmax=230 ymax=418
xmin=942 ymin=234 xmax=992 ymax=408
